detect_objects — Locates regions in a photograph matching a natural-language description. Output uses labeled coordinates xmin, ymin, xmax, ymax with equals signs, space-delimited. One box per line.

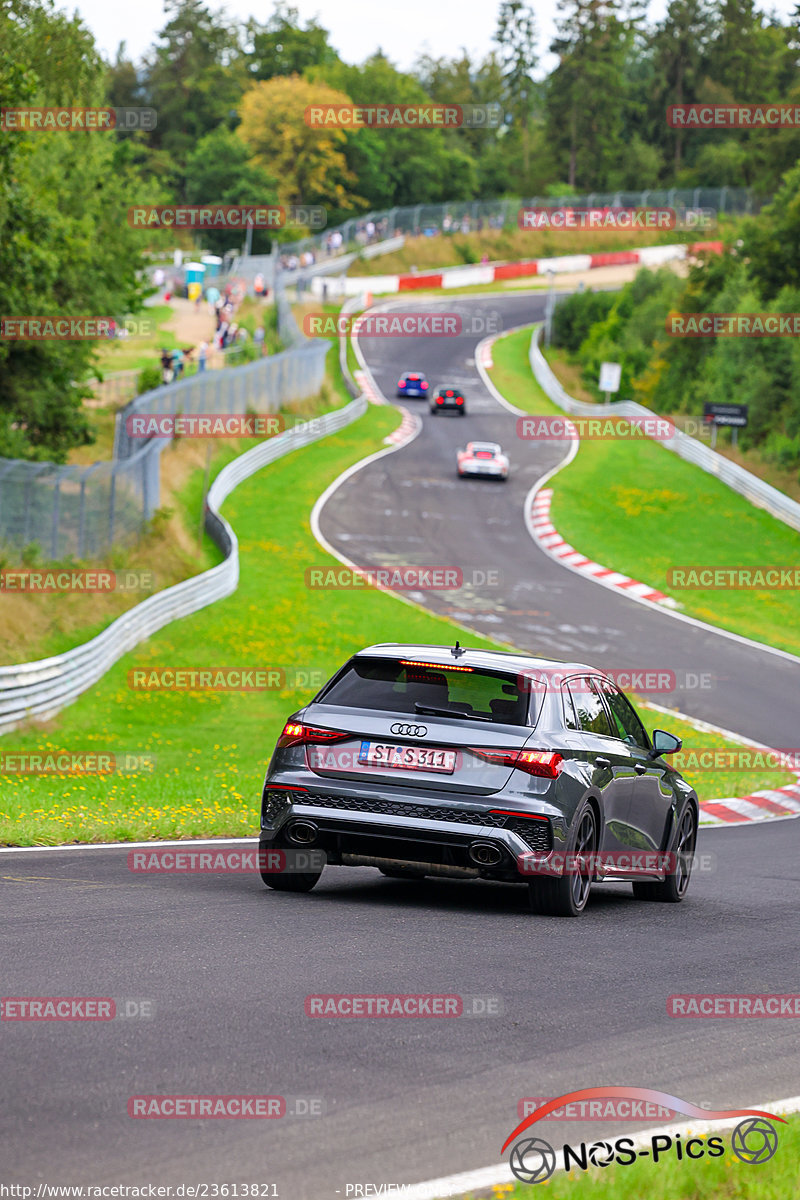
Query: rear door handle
xmin=595 ymin=757 xmax=611 ymax=768
xmin=634 ymin=763 xmax=647 ymax=774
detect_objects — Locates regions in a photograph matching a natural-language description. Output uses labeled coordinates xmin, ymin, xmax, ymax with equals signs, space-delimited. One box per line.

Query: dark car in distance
xmin=258 ymin=644 xmax=699 ymax=916
xmin=430 ymin=386 xmax=465 ymax=415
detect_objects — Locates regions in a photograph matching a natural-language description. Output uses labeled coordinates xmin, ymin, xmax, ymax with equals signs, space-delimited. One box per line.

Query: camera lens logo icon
xmin=509 ymin=1137 xmax=556 ymax=1185
xmin=731 ymin=1118 xmax=779 ymax=1165
xmin=587 ymin=1140 xmax=615 ymax=1167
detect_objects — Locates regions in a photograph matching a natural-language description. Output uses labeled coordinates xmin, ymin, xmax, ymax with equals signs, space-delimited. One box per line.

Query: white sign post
xmin=598 ymin=361 xmax=621 ymax=405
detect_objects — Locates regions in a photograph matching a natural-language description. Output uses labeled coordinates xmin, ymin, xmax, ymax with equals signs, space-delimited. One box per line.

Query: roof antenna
xmin=451 ymin=640 xmax=466 ymax=658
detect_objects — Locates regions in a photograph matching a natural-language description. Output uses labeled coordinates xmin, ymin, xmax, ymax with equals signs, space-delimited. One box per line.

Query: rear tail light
xmin=399 ymin=659 xmax=473 ymax=672
xmin=456 ymin=397 xmax=464 ymax=404
xmin=436 ymin=398 xmax=443 ymax=404
xmin=475 ymin=452 xmax=492 ymax=458
xmin=398 ymin=379 xmax=406 ymax=388
xmin=470 ymin=748 xmax=563 ymax=778
xmin=277 ymin=722 xmax=349 ymax=748
xmin=421 ymin=381 xmax=429 ymax=389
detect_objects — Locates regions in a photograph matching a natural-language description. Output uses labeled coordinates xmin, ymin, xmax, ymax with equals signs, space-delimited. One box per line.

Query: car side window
xmin=567 ymin=677 xmax=615 ymax=738
xmin=562 ymin=685 xmax=579 ymax=730
xmin=600 ymin=681 xmax=650 ymax=751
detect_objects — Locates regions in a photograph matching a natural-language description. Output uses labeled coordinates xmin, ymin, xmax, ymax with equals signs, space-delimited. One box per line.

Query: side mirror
xmin=650 ymin=729 xmax=682 ymax=759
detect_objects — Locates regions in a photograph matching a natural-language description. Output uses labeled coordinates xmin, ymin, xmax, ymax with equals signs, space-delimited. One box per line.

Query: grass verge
xmin=488 ymin=327 xmax=800 ymax=659
xmin=350 ymin=224 xmax=712 ymax=278
xmin=0 ymin=351 xmax=346 ymax=665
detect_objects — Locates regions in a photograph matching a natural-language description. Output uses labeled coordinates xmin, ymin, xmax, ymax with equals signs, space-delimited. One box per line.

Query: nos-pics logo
xmin=503 ymin=1088 xmax=783 ymax=1184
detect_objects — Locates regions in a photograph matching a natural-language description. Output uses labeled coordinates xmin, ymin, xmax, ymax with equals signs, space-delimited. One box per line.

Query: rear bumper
xmin=458 ymin=464 xmax=507 ymax=477
xmin=260 ymin=786 xmax=554 ymax=880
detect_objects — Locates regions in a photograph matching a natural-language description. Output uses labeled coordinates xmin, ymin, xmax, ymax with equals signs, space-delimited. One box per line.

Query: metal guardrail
xmin=529 ymin=327 xmax=800 ymax=534
xmin=0 ymin=396 xmax=368 ymax=734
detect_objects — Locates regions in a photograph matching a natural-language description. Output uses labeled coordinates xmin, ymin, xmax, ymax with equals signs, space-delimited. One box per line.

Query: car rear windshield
xmin=317 ymin=656 xmax=535 ymax=726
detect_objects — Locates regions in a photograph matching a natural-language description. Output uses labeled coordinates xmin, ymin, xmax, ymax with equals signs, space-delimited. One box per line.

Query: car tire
xmin=632 ymin=803 xmax=697 ymax=903
xmin=261 ymin=867 xmax=323 ymax=892
xmin=528 ymin=801 xmax=597 ymax=917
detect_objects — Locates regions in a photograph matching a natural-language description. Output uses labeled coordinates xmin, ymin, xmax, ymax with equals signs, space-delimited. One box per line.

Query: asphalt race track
xmin=4 ymin=292 xmax=799 ymax=1197
xmin=2 ymin=820 xmax=798 ymax=1196
xmin=320 ymin=292 xmax=800 ymax=748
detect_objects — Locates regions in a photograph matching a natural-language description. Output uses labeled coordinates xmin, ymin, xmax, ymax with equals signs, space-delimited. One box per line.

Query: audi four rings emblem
xmin=390 ymin=723 xmax=428 ymax=737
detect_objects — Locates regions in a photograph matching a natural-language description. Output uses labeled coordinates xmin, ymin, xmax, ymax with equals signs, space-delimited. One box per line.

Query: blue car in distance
xmin=397 ymin=372 xmax=429 ymax=398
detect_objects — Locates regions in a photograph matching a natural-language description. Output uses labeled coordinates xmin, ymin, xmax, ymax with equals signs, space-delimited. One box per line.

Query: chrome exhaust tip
xmin=468 ymin=840 xmax=503 ymax=867
xmin=286 ymin=820 xmax=318 ymax=846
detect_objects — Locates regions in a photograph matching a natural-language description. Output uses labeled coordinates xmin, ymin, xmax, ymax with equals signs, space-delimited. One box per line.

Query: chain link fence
xmin=0 ymin=277 xmax=328 ymax=560
xmin=283 ymin=187 xmax=765 ymax=261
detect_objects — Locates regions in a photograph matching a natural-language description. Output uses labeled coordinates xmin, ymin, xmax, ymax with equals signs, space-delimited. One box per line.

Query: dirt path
xmin=162 ymin=297 xmax=216 ymax=348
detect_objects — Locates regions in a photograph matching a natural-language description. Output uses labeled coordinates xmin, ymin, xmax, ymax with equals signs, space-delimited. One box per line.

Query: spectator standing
xmin=160 ymin=348 xmax=173 ymax=385
xmin=198 ymin=341 xmax=208 ymax=372
xmin=254 ymin=326 xmax=265 ymax=356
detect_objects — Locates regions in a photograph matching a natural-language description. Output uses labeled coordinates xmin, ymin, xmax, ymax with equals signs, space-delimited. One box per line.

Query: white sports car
xmin=456 ymin=441 xmax=509 ymax=480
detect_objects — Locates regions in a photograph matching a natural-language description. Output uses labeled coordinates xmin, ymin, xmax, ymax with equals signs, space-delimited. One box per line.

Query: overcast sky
xmin=69 ymin=0 xmax=798 ymax=76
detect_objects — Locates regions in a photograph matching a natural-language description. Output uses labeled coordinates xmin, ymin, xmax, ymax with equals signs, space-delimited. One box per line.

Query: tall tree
xmin=0 ymin=0 xmax=147 ymax=461
xmin=494 ymin=2 xmax=538 ymax=181
xmin=650 ymin=0 xmax=713 ymax=174
xmin=546 ymin=0 xmax=640 ymax=191
xmin=141 ymin=0 xmax=245 ymax=195
xmin=244 ymin=3 xmax=340 ymax=81
xmin=238 ymin=75 xmax=360 ymax=212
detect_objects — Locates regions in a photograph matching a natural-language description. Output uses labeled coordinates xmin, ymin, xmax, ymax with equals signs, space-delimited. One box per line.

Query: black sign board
xmin=703 ymin=403 xmax=748 ymax=428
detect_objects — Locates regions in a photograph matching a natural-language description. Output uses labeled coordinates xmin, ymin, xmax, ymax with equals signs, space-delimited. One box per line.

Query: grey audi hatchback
xmin=258 ymin=643 xmax=698 ymax=916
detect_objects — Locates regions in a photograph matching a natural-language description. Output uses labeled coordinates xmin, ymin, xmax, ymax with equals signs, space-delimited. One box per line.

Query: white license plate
xmin=358 ymin=741 xmax=456 ymax=773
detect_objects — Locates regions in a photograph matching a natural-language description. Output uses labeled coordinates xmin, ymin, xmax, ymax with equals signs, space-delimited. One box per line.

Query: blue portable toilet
xmin=201 ymin=255 xmax=222 ymax=279
xmin=185 ymin=261 xmax=206 ymax=285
